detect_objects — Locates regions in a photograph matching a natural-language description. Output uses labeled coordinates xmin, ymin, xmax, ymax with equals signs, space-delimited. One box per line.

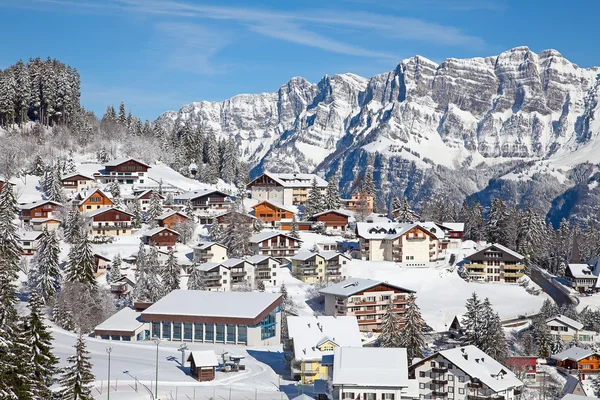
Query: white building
xmin=141 ymin=290 xmax=281 ymax=346
xmin=332 ymin=347 xmax=419 ymax=400
xmin=247 ymin=172 xmax=327 ymax=206
xmin=245 ymin=255 xmax=281 ymax=286
xmin=18 ymin=230 xmax=43 ymax=256
xmin=192 ymin=241 xmax=228 ymax=264
xmin=61 ymin=172 xmax=96 ymax=193
xmin=94 ymin=307 xmax=147 ymax=341
xmin=409 ymin=345 xmax=524 ymax=400
xmin=249 ymin=231 xmax=303 ymax=260
xmin=546 ymin=314 xmax=596 ymax=344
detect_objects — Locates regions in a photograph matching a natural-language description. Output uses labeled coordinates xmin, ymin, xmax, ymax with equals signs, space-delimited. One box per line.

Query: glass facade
xmin=194 ymin=323 xmax=203 ymax=341
xmin=227 ymin=324 xmax=236 ymax=343
xmin=238 ymin=325 xmax=247 ymax=344
xmin=152 ymin=322 xmax=160 ymax=339
xmin=184 ymin=323 xmax=192 ymax=341
xmin=162 ymin=322 xmax=171 ymax=339
xmin=256 ymin=310 xmax=277 ymax=340
xmin=205 ymin=324 xmax=214 ymax=341
xmin=173 ymin=323 xmax=182 ymax=340
xmin=216 ymin=324 xmax=225 ymax=343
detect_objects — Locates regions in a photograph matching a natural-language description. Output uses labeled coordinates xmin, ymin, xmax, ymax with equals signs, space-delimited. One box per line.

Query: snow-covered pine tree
xmin=210 ymin=217 xmax=223 ymax=242
xmin=361 ymin=165 xmax=375 ymax=196
xmin=204 ymin=132 xmax=219 ymax=167
xmin=108 ymin=253 xmax=122 ymax=284
xmin=165 ymin=192 xmax=174 ymax=206
xmin=551 ymin=336 xmax=565 ymax=354
xmin=146 ymin=191 xmax=164 ymax=223
xmin=538 ymin=299 xmax=558 ymax=320
xmin=517 ymin=205 xmax=548 ymax=266
xmin=391 ymin=197 xmax=402 ymax=213
xmin=183 ymin=199 xmax=195 ymax=217
xmin=379 ymin=301 xmax=402 ymax=348
xmin=65 ymin=207 xmax=84 ymax=243
xmin=398 ymin=294 xmax=424 ymax=362
xmin=256 ymin=279 xmax=265 ymax=292
xmin=64 ymin=157 xmax=77 ymax=174
xmin=133 ymin=244 xmax=149 ymax=301
xmin=279 ymin=283 xmax=297 ymax=341
xmin=470 ymin=203 xmax=486 ymax=242
xmin=223 ymin=210 xmax=252 ymax=258
xmin=220 ymin=135 xmax=237 ymax=183
xmin=107 ymin=179 xmax=120 ymax=200
xmin=480 ymin=298 xmax=507 ymax=363
xmin=161 ymin=248 xmax=180 ymax=293
xmin=145 ymin=246 xmax=165 ymax=302
xmin=533 ymin=318 xmax=552 ymax=358
xmin=64 ymin=233 xmax=97 ymax=291
xmin=59 ymin=334 xmax=94 ymax=400
xmin=48 ymin=164 xmax=65 ymax=203
xmin=25 ymin=291 xmax=59 ymax=398
xmin=117 ymin=101 xmax=127 ymax=125
xmin=289 ymin=215 xmax=300 ymax=240
xmin=486 ymin=198 xmax=508 ymax=245
xmin=461 ymin=292 xmax=483 ymax=347
xmin=30 ymin=154 xmax=45 ymax=176
xmin=235 ymin=161 xmax=251 ymax=188
xmin=395 ymin=198 xmax=418 ymax=223
xmin=28 ymin=226 xmax=61 ymax=303
xmin=187 ymin=266 xmax=206 ymax=290
xmin=131 ymin=198 xmax=143 ymax=229
xmin=304 ymin=177 xmax=324 ymax=219
xmin=324 ymin=175 xmax=341 ymax=210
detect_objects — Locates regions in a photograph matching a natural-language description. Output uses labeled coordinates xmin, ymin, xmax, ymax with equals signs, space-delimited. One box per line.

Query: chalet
xmin=356 ymin=222 xmax=441 ymax=265
xmin=18 ymin=231 xmax=43 ymax=256
xmin=85 ymin=207 xmax=133 ymax=237
xmin=546 ymin=314 xmax=596 ymax=344
xmin=31 ymin=217 xmax=61 ymax=231
xmin=286 ymin=316 xmax=361 ymax=384
xmin=187 ymin=351 xmax=219 ymax=382
xmin=565 ymin=263 xmax=600 ymax=293
xmin=251 ymin=200 xmax=296 ymax=227
xmin=20 ymin=200 xmax=62 ymax=222
xmin=94 ymin=307 xmax=147 ymax=342
xmin=215 ymin=210 xmax=258 ymax=229
xmin=279 ymin=219 xmax=312 ymax=231
xmin=192 ymin=242 xmax=228 ymax=264
xmin=291 ymin=252 xmax=350 ymax=283
xmin=110 ymin=276 xmax=136 ymax=299
xmin=141 ymin=227 xmax=179 ymax=248
xmin=174 ymin=188 xmax=231 ymax=210
xmin=249 ymin=231 xmax=303 ymax=259
xmin=344 ymin=192 xmax=374 ymax=213
xmin=551 ymin=347 xmax=600 ymax=376
xmin=464 ymin=243 xmax=525 ymax=283
xmin=505 ymin=356 xmax=537 ymax=382
xmin=409 ymin=345 xmax=524 ymax=400
xmin=332 ymin=347 xmax=418 ymax=400
xmin=97 ymin=158 xmax=151 ymax=185
xmin=245 ymin=255 xmax=280 ymax=286
xmin=123 ymin=189 xmax=164 ymax=212
xmin=78 ymin=189 xmax=113 ymax=213
xmin=311 ymin=209 xmax=351 ymax=231
xmin=61 ymin=173 xmax=96 ymax=192
xmin=141 ymin=290 xmax=282 ymax=346
xmin=247 ymin=172 xmax=327 ymax=206
xmin=320 ymin=278 xmax=416 ymax=332
xmin=94 ymin=253 xmax=111 ymax=273
xmin=156 ymin=210 xmax=190 ymax=229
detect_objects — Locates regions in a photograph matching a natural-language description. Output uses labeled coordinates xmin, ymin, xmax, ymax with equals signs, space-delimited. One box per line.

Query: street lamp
xmin=154 ymin=339 xmax=160 ymax=399
xmin=106 ymin=347 xmax=113 ymax=400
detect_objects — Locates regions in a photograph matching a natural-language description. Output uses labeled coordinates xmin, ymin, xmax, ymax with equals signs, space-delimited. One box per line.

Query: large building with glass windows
xmin=140 ymin=290 xmax=282 ymax=346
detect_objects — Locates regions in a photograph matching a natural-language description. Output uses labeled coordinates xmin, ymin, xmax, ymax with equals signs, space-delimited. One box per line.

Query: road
xmin=529 ymin=265 xmax=578 ymax=307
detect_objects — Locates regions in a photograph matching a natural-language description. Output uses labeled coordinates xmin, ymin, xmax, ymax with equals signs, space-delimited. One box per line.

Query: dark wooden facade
xmin=62 ymin=174 xmax=93 ymax=188
xmin=187 ymin=355 xmax=216 ymax=382
xmin=20 ymin=202 xmax=61 ymax=220
xmin=465 ymin=245 xmax=523 ymax=264
xmin=91 ymin=208 xmax=132 ymax=223
xmin=247 ymin=173 xmax=281 ymax=188
xmin=143 ymin=228 xmax=179 ymax=248
xmin=105 ymin=159 xmax=149 ymax=173
xmin=216 ymin=211 xmax=256 ymax=227
xmin=313 ymin=211 xmax=349 ymax=230
xmin=158 ymin=212 xmax=189 ymax=229
xmin=252 ymin=201 xmax=294 ymax=223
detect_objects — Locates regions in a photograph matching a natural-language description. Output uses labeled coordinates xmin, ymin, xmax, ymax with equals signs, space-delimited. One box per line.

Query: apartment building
xmin=409 ymin=345 xmax=524 ymax=400
xmin=173 ymin=188 xmax=231 ymax=210
xmin=192 ymin=241 xmax=228 ymax=264
xmin=250 ymin=231 xmax=302 ymax=260
xmin=247 ymin=172 xmax=327 ymax=206
xmin=285 ymin=316 xmax=361 ymax=384
xmin=320 ymin=278 xmax=416 ymax=332
xmin=464 ymin=244 xmax=525 ymax=283
xmin=356 ymin=222 xmax=441 ymax=265
xmin=245 ymin=255 xmax=281 ymax=286
xmin=85 ymin=207 xmax=133 ymax=237
xmin=97 ymin=158 xmax=151 ymax=185
xmin=291 ymin=251 xmax=350 ymax=283
xmin=193 ymin=259 xmax=258 ymax=291
xmin=546 ymin=314 xmax=596 ymax=344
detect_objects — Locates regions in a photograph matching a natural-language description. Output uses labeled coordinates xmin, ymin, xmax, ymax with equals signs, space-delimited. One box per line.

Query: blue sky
xmin=0 ymin=0 xmax=598 ymax=121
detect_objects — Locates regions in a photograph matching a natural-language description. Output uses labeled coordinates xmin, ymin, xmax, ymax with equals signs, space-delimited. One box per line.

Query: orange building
xmin=252 ymin=200 xmax=296 ymax=226
xmin=156 ymin=210 xmax=190 ymax=229
xmin=345 ymin=193 xmax=374 ymax=213
xmin=78 ymin=189 xmax=113 ymax=213
xmin=551 ymin=347 xmax=600 ymax=375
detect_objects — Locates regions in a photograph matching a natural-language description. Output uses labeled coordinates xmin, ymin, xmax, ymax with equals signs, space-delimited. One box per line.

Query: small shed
xmin=187 ymin=350 xmax=219 ymax=382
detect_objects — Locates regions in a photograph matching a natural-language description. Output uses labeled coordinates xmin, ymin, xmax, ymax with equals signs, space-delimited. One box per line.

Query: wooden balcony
xmin=503 ymin=264 xmax=524 ymax=271
xmin=432 ymin=391 xmax=448 ymax=397
xmin=502 ymin=272 xmax=524 ymax=278
xmin=467 ymin=382 xmax=482 ymax=389
xmin=432 ymin=367 xmax=448 ymax=373
xmin=431 ymin=379 xmax=447 ymax=385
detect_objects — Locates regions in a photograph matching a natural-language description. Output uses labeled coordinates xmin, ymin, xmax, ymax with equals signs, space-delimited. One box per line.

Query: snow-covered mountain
xmin=156 ymin=47 xmax=600 ymax=223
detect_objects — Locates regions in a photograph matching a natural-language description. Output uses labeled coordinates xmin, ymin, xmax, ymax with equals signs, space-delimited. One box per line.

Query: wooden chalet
xmin=61 ymin=173 xmax=95 ymax=192
xmin=187 ymin=351 xmax=218 ymax=381
xmin=31 ymin=217 xmax=61 ymax=231
xmin=141 ymin=227 xmax=179 ymax=248
xmin=251 ymin=200 xmax=296 ymax=226
xmin=174 ymin=189 xmax=231 ymax=210
xmin=20 ymin=200 xmax=63 ymax=222
xmin=551 ymin=347 xmax=600 ymax=375
xmin=124 ymin=189 xmax=165 ymax=212
xmin=311 ymin=209 xmax=351 ymax=231
xmin=78 ymin=189 xmax=113 ymax=213
xmin=156 ymin=210 xmax=189 ymax=229
xmin=216 ymin=210 xmax=258 ymax=228
xmin=86 ymin=207 xmax=133 ymax=236
xmin=280 ymin=219 xmax=312 ymax=231
xmin=97 ymin=158 xmax=151 ymax=185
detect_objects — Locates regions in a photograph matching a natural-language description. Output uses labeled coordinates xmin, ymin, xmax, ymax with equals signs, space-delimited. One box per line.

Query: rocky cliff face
xmin=156 ymin=47 xmax=600 ymax=221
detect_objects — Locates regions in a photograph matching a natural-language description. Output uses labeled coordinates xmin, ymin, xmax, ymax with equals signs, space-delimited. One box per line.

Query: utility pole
xmin=154 ymin=339 xmax=160 ymax=399
xmin=106 ymin=347 xmax=113 ymax=400
xmin=178 ymin=343 xmax=188 ymax=366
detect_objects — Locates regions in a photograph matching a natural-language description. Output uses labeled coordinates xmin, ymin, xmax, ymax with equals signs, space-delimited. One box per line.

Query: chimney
xmin=317 ymin=322 xmax=322 ymax=332
xmin=463 ymin=354 xmax=468 ymax=361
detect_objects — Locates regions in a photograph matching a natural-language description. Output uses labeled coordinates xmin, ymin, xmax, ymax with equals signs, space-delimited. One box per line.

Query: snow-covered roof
xmin=249 ymin=231 xmax=303 ymax=243
xmin=291 ymin=395 xmax=314 ymax=400
xmin=290 ymin=251 xmax=318 ymax=261
xmin=20 ymin=200 xmax=63 ymax=210
xmin=561 ymin=393 xmax=595 ymax=400
xmin=18 ymin=231 xmax=43 ymax=241
xmin=156 ymin=210 xmax=189 ymax=221
xmin=439 ymin=222 xmax=465 ymax=232
xmin=312 ymin=209 xmax=352 ymax=218
xmin=287 ymin=316 xmax=361 ymax=362
xmin=567 ymin=264 xmax=598 ymax=279
xmin=142 ymin=227 xmax=180 ymax=237
xmin=221 ymin=258 xmax=245 ymax=268
xmin=187 ymin=350 xmax=219 ymax=367
xmin=250 ymin=172 xmax=327 ymax=188
xmin=141 ymin=290 xmax=281 ymax=320
xmin=245 ymin=255 xmax=280 ymax=265
xmin=85 ymin=207 xmax=133 ymax=218
xmin=320 ymin=277 xmax=415 ymax=297
xmin=30 ymin=217 xmax=61 ymax=223
xmin=551 ymin=346 xmax=595 ymax=362
xmin=61 ymin=172 xmax=95 ymax=181
xmin=174 ymin=188 xmax=227 ymax=201
xmin=469 ymin=243 xmax=524 ymax=261
xmin=196 ymin=262 xmax=222 ymax=272
xmin=104 ymin=158 xmax=151 ymax=168
xmin=78 ymin=189 xmax=112 ymax=205
xmin=355 ymin=222 xmax=439 ymax=240
xmin=332 ymin=347 xmax=410 ymax=387
xmin=320 ymin=252 xmax=351 ymax=261
xmin=546 ymin=314 xmax=584 ymax=331
xmin=416 ymin=222 xmax=446 ymax=240
xmin=436 ymin=345 xmax=523 ymax=392
xmin=252 ymin=200 xmax=297 ymax=213
xmin=192 ymin=241 xmax=227 ymax=251
xmin=95 ymin=307 xmax=144 ymax=333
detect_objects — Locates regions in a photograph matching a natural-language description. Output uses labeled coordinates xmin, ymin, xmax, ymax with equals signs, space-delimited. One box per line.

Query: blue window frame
xmin=253 ymin=310 xmax=277 ymax=340
xmin=162 ymin=322 xmax=171 ymax=340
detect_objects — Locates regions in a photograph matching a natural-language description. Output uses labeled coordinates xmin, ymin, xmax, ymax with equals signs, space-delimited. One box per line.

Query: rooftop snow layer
xmin=551 ymin=346 xmax=595 ymax=362
xmin=95 ymin=307 xmax=144 ymax=333
xmin=187 ymin=350 xmax=219 ymax=367
xmin=547 ymin=314 xmax=584 ymax=331
xmin=319 ymin=277 xmax=415 ymax=297
xmin=332 ymin=347 xmax=410 ymax=387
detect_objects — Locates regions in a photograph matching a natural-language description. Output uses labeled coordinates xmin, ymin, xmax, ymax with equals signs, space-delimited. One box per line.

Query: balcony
xmin=467 ymin=382 xmax=482 ymax=389
xmin=205 ymin=282 xmax=222 ymax=287
xmin=503 ymin=264 xmax=524 ymax=271
xmin=432 ymin=367 xmax=448 ymax=373
xmin=255 ymin=263 xmax=272 ymax=271
xmin=466 ymin=263 xmax=486 ymax=270
xmin=326 ymin=263 xmax=341 ymax=269
xmin=432 ymin=391 xmax=448 ymax=397
xmin=326 ymin=271 xmax=342 ymax=276
xmin=262 ymin=244 xmax=301 ymax=250
xmin=197 ymin=252 xmax=214 ymax=259
xmin=231 ymin=270 xmax=246 ymax=277
xmin=202 ymin=274 xmax=221 ymax=281
xmin=467 ymin=396 xmax=503 ymax=400
xmin=431 ymin=379 xmax=447 ymax=385
xmin=502 ymin=272 xmax=524 ymax=278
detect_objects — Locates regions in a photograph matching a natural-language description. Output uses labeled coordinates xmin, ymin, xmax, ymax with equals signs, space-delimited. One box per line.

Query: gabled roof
xmin=567 ymin=264 xmax=598 ymax=279
xmin=95 ymin=307 xmax=144 ymax=333
xmin=85 ymin=207 xmax=133 ymax=218
xmin=355 ymin=222 xmax=437 ymax=240
xmin=132 ymin=189 xmax=165 ymax=200
xmin=193 ymin=241 xmax=227 ymax=251
xmin=18 ymin=231 xmax=44 ymax=241
xmin=546 ymin=314 xmax=584 ymax=331
xmin=249 ymin=231 xmax=303 ymax=243
xmin=320 ymin=251 xmax=351 ymax=261
xmin=245 ymin=255 xmax=280 ymax=265
xmin=94 ymin=253 xmax=111 ymax=261
xmin=142 ymin=227 xmax=180 ymax=237
xmin=312 ymin=209 xmax=352 ymax=218
xmin=216 ymin=210 xmax=258 ymax=220
xmin=187 ymin=350 xmax=219 ymax=367
xmin=61 ymin=172 xmax=95 ymax=181
xmin=104 ymin=158 xmax=151 ymax=168
xmin=251 ymin=200 xmax=296 ymax=213
xmin=319 ymin=277 xmax=415 ymax=297
xmin=196 ymin=262 xmax=223 ymax=272
xmin=467 ymin=243 xmax=524 ymax=261
xmin=551 ymin=346 xmax=596 ymax=362
xmin=290 ymin=251 xmax=319 ymax=262
xmin=30 ymin=217 xmax=62 ymax=223
xmin=156 ymin=210 xmax=189 ymax=221
xmin=20 ymin=200 xmax=63 ymax=210
xmin=78 ymin=189 xmax=112 ymax=205
xmin=332 ymin=347 xmax=410 ymax=388
xmin=287 ymin=316 xmax=361 ymax=362
xmin=221 ymin=258 xmax=246 ymax=268
xmin=248 ymin=172 xmax=327 ymax=188
xmin=174 ymin=188 xmax=229 ymax=201
xmin=439 ymin=222 xmax=465 ymax=232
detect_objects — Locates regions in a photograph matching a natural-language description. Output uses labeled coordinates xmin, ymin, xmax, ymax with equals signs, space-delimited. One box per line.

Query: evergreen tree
xmin=48 ymin=164 xmax=65 ymax=203
xmin=117 ymin=101 xmax=127 ymax=125
xmin=470 ymin=202 xmax=486 ymax=242
xmin=551 ymin=336 xmax=565 ymax=354
xmin=220 ymin=135 xmax=238 ymax=183
xmin=324 ymin=175 xmax=341 ymax=210
xmin=304 ymin=177 xmax=324 ymax=219
xmin=108 ymin=253 xmax=122 ymax=284
xmin=144 ymin=246 xmax=165 ymax=302
xmin=391 ymin=197 xmax=402 ymax=213
xmin=59 ymin=334 xmax=94 ymax=400
xmin=533 ymin=318 xmax=552 ymax=358
xmin=131 ymin=198 xmax=143 ymax=229
xmin=64 ymin=157 xmax=77 ymax=174
xmin=517 ymin=205 xmax=549 ymax=266
xmin=235 ymin=161 xmax=251 ymax=188
xmin=146 ymin=191 xmax=164 ymax=223
xmin=361 ymin=166 xmax=375 ymax=196
xmin=398 ymin=294 xmax=424 ymax=362
xmin=165 ymin=193 xmax=174 ymax=206
xmin=64 ymin=233 xmax=97 ymax=291
xmin=28 ymin=226 xmax=62 ymax=303
xmin=209 ymin=217 xmax=223 ymax=242
xmin=30 ymin=154 xmax=45 ymax=176
xmin=486 ymin=198 xmax=508 ymax=245
xmin=107 ymin=179 xmax=121 ymax=200
xmin=379 ymin=301 xmax=402 ymax=348
xmin=161 ymin=248 xmax=180 ymax=293
xmin=280 ymin=284 xmax=297 ymax=340
xmin=289 ymin=215 xmax=300 ymax=240
xmin=256 ymin=279 xmax=265 ymax=292
xmin=103 ymin=105 xmax=116 ymax=123
xmin=25 ymin=291 xmax=59 ymax=399
xmin=65 ymin=207 xmax=84 ymax=243
xmin=187 ymin=266 xmax=206 ymax=290
xmin=480 ymin=298 xmax=507 ymax=363
xmin=395 ymin=197 xmax=418 ymax=223
xmin=461 ymin=292 xmax=483 ymax=347
xmin=539 ymin=299 xmax=559 ymax=320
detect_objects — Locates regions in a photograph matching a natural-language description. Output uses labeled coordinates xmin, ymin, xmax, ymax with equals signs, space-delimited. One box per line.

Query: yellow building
xmin=291 ymin=252 xmax=350 ymax=283
xmin=285 ymin=316 xmax=361 ymax=384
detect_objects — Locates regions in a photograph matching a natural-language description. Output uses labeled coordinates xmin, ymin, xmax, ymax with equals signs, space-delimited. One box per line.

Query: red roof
xmin=505 ymin=356 xmax=536 ymax=368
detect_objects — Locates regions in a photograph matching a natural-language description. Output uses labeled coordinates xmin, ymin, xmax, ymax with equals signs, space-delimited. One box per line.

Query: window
xmin=122 ymin=336 xmax=131 ymax=341
xmin=431 ymin=361 xmax=436 ymax=367
xmin=459 ymin=389 xmax=464 ymax=395
xmin=447 ymin=386 xmax=453 ymax=393
xmin=419 ymin=371 xmax=425 ymax=378
xmin=459 ymin=376 xmax=465 ymax=383
xmin=194 ymin=323 xmax=203 ymax=341
xmin=383 ymin=394 xmax=394 ymax=400
xmin=227 ymin=324 xmax=236 ymax=343
xmin=183 ymin=322 xmax=192 ymax=341
xmin=111 ymin=335 xmax=120 ymax=340
xmin=448 ymin=375 xmax=454 ymax=381
xmin=162 ymin=322 xmax=171 ymax=339
xmin=237 ymin=325 xmax=247 ymax=344
xmin=365 ymin=394 xmax=376 ymax=400
xmin=216 ymin=324 xmax=225 ymax=342
xmin=205 ymin=324 xmax=214 ymax=341
xmin=151 ymin=322 xmax=160 ymax=339
xmin=343 ymin=393 xmax=355 ymax=399
xmin=419 ymin=383 xmax=425 ymax=389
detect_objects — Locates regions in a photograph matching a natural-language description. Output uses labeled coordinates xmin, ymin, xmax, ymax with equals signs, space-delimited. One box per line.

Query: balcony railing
xmin=432 ymin=391 xmax=448 ymax=397
xmin=432 ymin=367 xmax=448 ymax=373
xmin=431 ymin=379 xmax=447 ymax=385
xmin=231 ymin=270 xmax=246 ymax=277
xmin=255 ymin=264 xmax=272 ymax=271
xmin=503 ymin=264 xmax=525 ymax=271
xmin=201 ymin=274 xmax=221 ymax=281
xmin=502 ymin=272 xmax=524 ymax=278
xmin=467 ymin=382 xmax=482 ymax=389
xmin=467 ymin=396 xmax=504 ymax=400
